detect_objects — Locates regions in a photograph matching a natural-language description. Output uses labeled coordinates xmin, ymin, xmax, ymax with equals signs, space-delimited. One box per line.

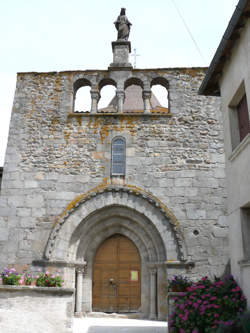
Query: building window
xmin=229 ymin=84 xmax=250 ymax=150
xmin=111 ymin=137 xmax=126 ymax=176
xmin=241 ymin=207 xmax=250 ymax=260
xmin=237 ymin=94 xmax=250 ymax=142
xmin=73 ymin=78 xmax=92 ymax=113
xmin=74 ymin=86 xmax=91 ymax=112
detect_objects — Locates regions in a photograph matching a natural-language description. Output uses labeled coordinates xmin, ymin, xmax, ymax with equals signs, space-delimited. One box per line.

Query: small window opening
xmin=124 ymin=85 xmax=144 ymax=113
xmin=229 ymin=83 xmax=250 ymax=150
xmin=151 ymin=85 xmax=168 ymax=110
xmin=111 ymin=137 xmax=126 ymax=176
xmin=74 ymin=86 xmax=91 ymax=113
xmin=241 ymin=207 xmax=250 ymax=260
xmin=98 ymin=85 xmax=117 ymax=112
xmin=237 ymin=94 xmax=250 ymax=142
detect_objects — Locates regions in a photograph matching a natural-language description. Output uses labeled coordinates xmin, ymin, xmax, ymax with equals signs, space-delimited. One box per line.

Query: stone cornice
xmin=32 ymin=259 xmax=87 ymax=269
xmin=68 ymin=112 xmax=172 ymax=117
xmin=0 ymin=285 xmax=74 ymax=295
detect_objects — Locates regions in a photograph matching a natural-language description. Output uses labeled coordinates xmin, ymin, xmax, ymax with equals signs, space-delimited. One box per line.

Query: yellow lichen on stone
xmin=55 ymin=183 xmax=110 ymax=226
xmin=64 ymin=130 xmax=70 ymax=144
xmin=100 ymin=124 xmax=111 ymax=143
xmin=92 ymin=152 xmax=104 ymax=159
xmin=87 ymin=116 xmax=92 ymax=129
xmin=50 ymin=117 xmax=60 ymax=135
xmin=125 ymin=184 xmax=182 ymax=232
xmin=125 ymin=116 xmax=138 ymax=136
xmin=77 ymin=117 xmax=82 ymax=127
xmin=103 ymin=177 xmax=109 ymax=185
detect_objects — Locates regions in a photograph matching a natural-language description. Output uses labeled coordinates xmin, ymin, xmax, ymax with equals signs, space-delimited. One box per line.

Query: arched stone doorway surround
xmin=44 ymin=185 xmax=187 ymax=319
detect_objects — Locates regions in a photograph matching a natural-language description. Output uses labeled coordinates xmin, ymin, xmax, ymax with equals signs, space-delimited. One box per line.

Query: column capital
xmin=90 ymin=90 xmax=100 ymax=101
xmin=142 ymin=90 xmax=152 ymax=99
xmin=116 ymin=89 xmax=125 ymax=98
xmin=75 ymin=261 xmax=87 ymax=273
xmin=150 ymin=267 xmax=157 ymax=275
xmin=76 ymin=266 xmax=85 ymax=274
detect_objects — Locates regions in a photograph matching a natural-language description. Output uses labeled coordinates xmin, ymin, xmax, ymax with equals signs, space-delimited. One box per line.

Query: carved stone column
xmin=116 ymin=90 xmax=125 ymax=113
xmin=75 ymin=266 xmax=85 ymax=315
xmin=149 ymin=268 xmax=157 ymax=319
xmin=143 ymin=90 xmax=152 ymax=114
xmin=90 ymin=90 xmax=100 ymax=113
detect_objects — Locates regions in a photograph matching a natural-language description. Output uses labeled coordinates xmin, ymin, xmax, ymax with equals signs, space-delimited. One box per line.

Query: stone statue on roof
xmin=114 ymin=8 xmax=132 ymax=41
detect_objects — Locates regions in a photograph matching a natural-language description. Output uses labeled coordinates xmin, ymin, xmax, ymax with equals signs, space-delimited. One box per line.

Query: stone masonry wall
xmin=0 ymin=285 xmax=74 ymax=333
xmin=0 ymin=67 xmax=228 ymax=280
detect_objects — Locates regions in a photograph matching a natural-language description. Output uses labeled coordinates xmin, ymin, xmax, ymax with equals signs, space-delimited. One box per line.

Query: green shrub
xmin=23 ymin=272 xmax=34 ymax=286
xmin=35 ymin=271 xmax=64 ymax=287
xmin=216 ymin=311 xmax=250 ymax=332
xmin=0 ymin=268 xmax=21 ymax=285
xmin=168 ymin=275 xmax=192 ymax=292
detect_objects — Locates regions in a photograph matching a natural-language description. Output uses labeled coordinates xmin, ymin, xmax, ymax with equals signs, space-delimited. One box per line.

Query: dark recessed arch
xmin=70 ymin=205 xmax=164 ymax=262
xmin=150 ymin=77 xmax=169 ymax=109
xmin=73 ymin=78 xmax=92 ymax=94
xmin=124 ymin=77 xmax=144 ymax=90
xmin=73 ymin=79 xmax=92 ymax=113
xmin=98 ymin=78 xmax=117 ymax=91
xmin=150 ymin=77 xmax=169 ymax=89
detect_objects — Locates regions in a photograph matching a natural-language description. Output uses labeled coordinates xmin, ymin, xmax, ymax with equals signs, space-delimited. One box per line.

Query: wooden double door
xmin=93 ymin=234 xmax=141 ymax=312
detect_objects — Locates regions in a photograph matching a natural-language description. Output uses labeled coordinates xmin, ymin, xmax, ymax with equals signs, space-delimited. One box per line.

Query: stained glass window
xmin=112 ymin=137 xmax=126 ymax=175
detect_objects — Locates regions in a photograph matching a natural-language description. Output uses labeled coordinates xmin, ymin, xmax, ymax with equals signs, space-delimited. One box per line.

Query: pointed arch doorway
xmin=93 ymin=234 xmax=141 ymax=313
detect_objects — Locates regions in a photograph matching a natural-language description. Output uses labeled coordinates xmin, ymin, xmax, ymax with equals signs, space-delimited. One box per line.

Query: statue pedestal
xmin=109 ymin=41 xmax=132 ymax=69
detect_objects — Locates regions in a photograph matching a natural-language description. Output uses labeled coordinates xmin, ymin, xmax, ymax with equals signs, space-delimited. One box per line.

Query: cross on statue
xmin=131 ymin=48 xmax=140 ymax=68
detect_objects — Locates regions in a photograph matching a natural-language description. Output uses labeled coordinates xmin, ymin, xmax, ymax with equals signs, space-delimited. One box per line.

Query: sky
xmin=0 ymin=0 xmax=239 ymax=165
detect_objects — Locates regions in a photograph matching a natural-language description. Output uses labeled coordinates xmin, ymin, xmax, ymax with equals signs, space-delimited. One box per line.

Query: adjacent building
xmin=200 ymin=0 xmax=250 ymax=309
xmin=0 ymin=167 xmax=3 ymax=190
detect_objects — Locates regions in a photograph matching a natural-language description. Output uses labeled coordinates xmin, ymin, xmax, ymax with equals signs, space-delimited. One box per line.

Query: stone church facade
xmin=0 ymin=29 xmax=228 ymax=319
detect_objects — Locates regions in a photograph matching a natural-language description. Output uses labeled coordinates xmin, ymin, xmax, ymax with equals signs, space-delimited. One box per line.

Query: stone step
xmin=86 ymin=312 xmax=141 ymax=319
xmin=73 ymin=317 xmax=168 ymax=333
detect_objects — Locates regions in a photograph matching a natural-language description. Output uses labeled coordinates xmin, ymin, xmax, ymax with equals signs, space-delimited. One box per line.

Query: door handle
xmin=109 ymin=278 xmax=115 ymax=285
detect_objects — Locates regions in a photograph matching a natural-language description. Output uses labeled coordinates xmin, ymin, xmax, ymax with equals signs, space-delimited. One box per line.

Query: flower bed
xmin=169 ymin=275 xmax=247 ymax=333
xmin=168 ymin=275 xmax=192 ymax=292
xmin=1 ymin=268 xmax=21 ymax=285
xmin=0 ymin=267 xmax=64 ymax=287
